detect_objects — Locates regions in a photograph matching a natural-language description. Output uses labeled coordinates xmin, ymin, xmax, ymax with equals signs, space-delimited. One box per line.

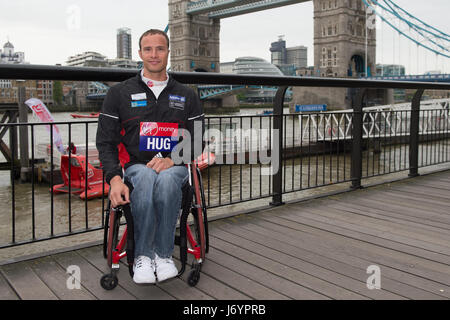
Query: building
xmin=233 ymin=56 xmax=284 ymax=76
xmin=220 ymin=57 xmax=286 ymax=102
xmin=0 ymin=40 xmax=27 ymax=64
xmin=219 ymin=61 xmax=234 ymax=74
xmin=376 ymin=64 xmax=405 ymax=77
xmin=0 ymin=40 xmax=33 ymax=104
xmin=117 ymin=27 xmax=132 ymax=59
xmin=66 ymin=51 xmax=108 ymax=67
xmin=107 ymin=57 xmax=139 ymax=69
xmin=270 ymin=36 xmax=307 ymax=76
xmin=0 ymin=80 xmax=37 ymax=104
xmin=313 ymin=0 xmax=376 ymax=78
xmin=376 ymin=64 xmax=406 ymax=102
xmin=169 ymin=0 xmax=220 ymax=72
xmin=36 ymin=80 xmax=54 ymax=105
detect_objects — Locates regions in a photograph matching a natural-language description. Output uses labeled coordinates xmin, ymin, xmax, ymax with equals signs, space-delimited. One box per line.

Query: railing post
xmin=408 ymin=89 xmax=424 ymax=177
xmin=18 ymin=85 xmax=30 ymax=182
xmin=270 ymin=86 xmax=288 ymax=206
xmin=350 ymin=88 xmax=366 ymax=189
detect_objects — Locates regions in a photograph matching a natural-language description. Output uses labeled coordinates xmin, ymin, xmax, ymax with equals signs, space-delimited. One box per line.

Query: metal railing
xmin=0 ymin=64 xmax=449 ymax=249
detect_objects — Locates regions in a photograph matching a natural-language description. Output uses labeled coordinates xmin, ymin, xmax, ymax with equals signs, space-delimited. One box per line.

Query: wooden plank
xmin=257 ymin=211 xmax=450 ymax=286
xmin=215 ymin=219 xmax=450 ymax=299
xmin=313 ymin=195 xmax=450 ymax=241
xmin=197 ymin=257 xmax=290 ymax=300
xmin=389 ymin=184 xmax=450 ymax=203
xmin=300 ymin=204 xmax=450 ymax=251
xmin=383 ymin=188 xmax=450 ymax=208
xmin=212 ymin=221 xmax=401 ymax=300
xmin=415 ymin=180 xmax=450 ymax=191
xmin=272 ymin=205 xmax=450 ymax=268
xmin=148 ymin=272 xmax=214 ymax=300
xmin=52 ymin=251 xmax=135 ymax=300
xmin=365 ymin=191 xmax=450 ymax=216
xmin=28 ymin=256 xmax=96 ymax=300
xmin=0 ymin=271 xmax=19 ymax=300
xmin=295 ymin=207 xmax=450 ymax=258
xmin=208 ymin=239 xmax=332 ymax=300
xmin=349 ymin=196 xmax=450 ymax=225
xmin=333 ymin=194 xmax=450 ymax=230
xmin=243 ymin=216 xmax=450 ymax=299
xmin=0 ymin=261 xmax=58 ymax=300
xmin=325 ymin=199 xmax=450 ymax=235
xmin=177 ymin=262 xmax=252 ymax=300
xmin=76 ymin=246 xmax=175 ymax=300
xmin=172 ymin=253 xmax=252 ymax=300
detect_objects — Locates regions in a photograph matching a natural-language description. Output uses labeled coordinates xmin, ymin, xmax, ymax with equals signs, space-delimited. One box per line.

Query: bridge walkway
xmin=0 ymin=170 xmax=449 ymax=300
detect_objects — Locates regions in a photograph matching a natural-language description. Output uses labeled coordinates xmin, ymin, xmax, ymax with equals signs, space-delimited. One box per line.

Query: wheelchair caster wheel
xmin=188 ymin=263 xmax=201 ymax=287
xmin=100 ymin=273 xmax=118 ymax=290
xmin=188 ymin=269 xmax=200 ymax=286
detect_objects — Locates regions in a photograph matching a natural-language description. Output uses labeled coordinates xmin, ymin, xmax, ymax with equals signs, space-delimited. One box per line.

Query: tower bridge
xmin=169 ymin=0 xmax=376 ymax=80
xmin=85 ymin=1 xmax=449 ymax=109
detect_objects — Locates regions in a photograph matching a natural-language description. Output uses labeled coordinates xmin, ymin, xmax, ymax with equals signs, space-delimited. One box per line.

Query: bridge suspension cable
xmin=362 ymin=0 xmax=450 ymax=59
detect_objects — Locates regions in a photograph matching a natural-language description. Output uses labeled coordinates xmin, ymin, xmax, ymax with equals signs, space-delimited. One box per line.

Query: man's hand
xmin=147 ymin=157 xmax=174 ymax=173
xmin=109 ymin=176 xmax=130 ymax=208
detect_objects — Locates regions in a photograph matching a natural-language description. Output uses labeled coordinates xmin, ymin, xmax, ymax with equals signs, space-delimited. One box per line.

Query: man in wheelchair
xmin=96 ymin=29 xmax=204 ymax=284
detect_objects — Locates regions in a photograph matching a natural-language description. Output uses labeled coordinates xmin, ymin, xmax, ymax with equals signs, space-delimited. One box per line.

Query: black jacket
xmin=96 ymin=72 xmax=204 ymax=184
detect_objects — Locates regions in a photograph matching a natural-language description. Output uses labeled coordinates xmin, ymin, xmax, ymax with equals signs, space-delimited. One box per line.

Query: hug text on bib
xmin=139 ymin=122 xmax=179 ymax=152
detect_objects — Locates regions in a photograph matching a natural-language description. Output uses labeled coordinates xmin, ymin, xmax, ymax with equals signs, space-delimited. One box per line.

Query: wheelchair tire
xmin=100 ymin=273 xmax=118 ymax=290
xmin=102 ymin=209 xmax=110 ymax=259
xmin=191 ymin=168 xmax=206 ymax=260
xmin=187 ymin=268 xmax=200 ymax=287
xmin=106 ymin=209 xmax=120 ymax=268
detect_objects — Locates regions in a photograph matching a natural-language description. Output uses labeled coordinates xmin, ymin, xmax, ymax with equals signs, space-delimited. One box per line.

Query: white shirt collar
xmin=140 ymin=69 xmax=169 ymax=88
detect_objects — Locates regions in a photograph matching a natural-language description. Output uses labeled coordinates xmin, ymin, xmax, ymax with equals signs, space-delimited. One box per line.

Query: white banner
xmin=24 ymin=98 xmax=66 ymax=154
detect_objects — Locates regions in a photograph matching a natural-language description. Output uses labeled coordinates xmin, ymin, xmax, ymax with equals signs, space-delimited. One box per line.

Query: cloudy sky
xmin=0 ymin=0 xmax=449 ymax=74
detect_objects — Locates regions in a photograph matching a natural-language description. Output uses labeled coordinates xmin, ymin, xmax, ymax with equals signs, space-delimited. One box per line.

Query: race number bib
xmin=139 ymin=122 xmax=179 ymax=152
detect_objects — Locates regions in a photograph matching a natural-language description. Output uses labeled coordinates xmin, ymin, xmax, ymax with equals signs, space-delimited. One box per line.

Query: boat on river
xmin=70 ymin=112 xmax=99 ymax=119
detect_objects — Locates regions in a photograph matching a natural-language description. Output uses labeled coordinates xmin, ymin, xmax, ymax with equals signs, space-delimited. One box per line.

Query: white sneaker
xmin=154 ymin=254 xmax=178 ymax=283
xmin=133 ymin=255 xmax=156 ymax=284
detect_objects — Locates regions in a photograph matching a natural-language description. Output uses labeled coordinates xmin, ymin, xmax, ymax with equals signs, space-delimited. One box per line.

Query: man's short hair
xmin=139 ymin=29 xmax=170 ymax=50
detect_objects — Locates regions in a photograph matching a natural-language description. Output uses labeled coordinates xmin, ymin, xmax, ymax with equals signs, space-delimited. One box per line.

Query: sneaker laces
xmin=135 ymin=256 xmax=152 ymax=268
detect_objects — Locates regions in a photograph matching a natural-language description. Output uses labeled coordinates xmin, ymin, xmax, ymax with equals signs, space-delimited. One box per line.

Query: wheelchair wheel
xmin=100 ymin=273 xmax=118 ymax=290
xmin=187 ymin=262 xmax=201 ymax=287
xmin=190 ymin=167 xmax=206 ymax=261
xmin=102 ymin=201 xmax=112 ymax=259
xmin=106 ymin=208 xmax=120 ymax=268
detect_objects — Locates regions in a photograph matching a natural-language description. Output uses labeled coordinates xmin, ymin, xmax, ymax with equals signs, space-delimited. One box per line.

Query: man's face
xmin=138 ymin=33 xmax=169 ymax=78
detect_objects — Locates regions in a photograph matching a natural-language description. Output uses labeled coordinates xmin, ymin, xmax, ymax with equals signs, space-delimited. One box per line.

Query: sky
xmin=0 ymin=0 xmax=449 ymax=74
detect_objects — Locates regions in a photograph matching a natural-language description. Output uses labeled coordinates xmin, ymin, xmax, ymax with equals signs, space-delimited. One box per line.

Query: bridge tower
xmin=313 ymin=0 xmax=376 ymax=77
xmin=168 ymin=0 xmax=220 ymax=72
xmin=291 ymin=0 xmax=382 ymax=110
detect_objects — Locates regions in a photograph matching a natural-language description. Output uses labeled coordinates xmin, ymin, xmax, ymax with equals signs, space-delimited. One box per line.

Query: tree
xmin=53 ymin=81 xmax=63 ymax=105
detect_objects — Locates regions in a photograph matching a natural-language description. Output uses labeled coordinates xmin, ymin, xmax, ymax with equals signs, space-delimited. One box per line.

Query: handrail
xmin=1 ymin=64 xmax=450 ymax=90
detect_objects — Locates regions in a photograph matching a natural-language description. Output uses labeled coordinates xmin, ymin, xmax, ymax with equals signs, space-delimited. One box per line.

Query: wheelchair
xmin=100 ymin=163 xmax=209 ymax=290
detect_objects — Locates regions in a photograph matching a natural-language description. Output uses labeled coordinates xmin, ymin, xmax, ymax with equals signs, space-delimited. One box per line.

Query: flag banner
xmin=25 ymin=98 xmax=66 ymax=154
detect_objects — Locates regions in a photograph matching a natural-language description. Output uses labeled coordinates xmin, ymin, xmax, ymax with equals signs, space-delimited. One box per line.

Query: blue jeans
xmin=125 ymin=164 xmax=188 ymax=259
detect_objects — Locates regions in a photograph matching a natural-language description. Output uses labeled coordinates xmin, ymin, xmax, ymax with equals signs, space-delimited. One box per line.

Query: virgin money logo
xmin=140 ymin=122 xmax=178 ymax=136
xmin=141 ymin=122 xmax=159 ymax=136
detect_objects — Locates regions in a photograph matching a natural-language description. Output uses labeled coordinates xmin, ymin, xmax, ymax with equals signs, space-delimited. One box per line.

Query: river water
xmin=0 ymin=108 xmax=448 ymax=262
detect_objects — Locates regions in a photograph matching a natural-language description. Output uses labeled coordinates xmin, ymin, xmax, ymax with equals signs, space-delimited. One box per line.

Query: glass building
xmin=231 ymin=57 xmax=288 ymax=103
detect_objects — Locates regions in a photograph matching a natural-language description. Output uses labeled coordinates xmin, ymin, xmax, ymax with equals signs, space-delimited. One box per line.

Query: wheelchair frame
xmin=100 ymin=163 xmax=209 ymax=290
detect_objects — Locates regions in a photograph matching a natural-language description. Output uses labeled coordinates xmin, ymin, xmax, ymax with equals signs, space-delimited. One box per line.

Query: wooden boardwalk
xmin=1 ymin=170 xmax=449 ymax=300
